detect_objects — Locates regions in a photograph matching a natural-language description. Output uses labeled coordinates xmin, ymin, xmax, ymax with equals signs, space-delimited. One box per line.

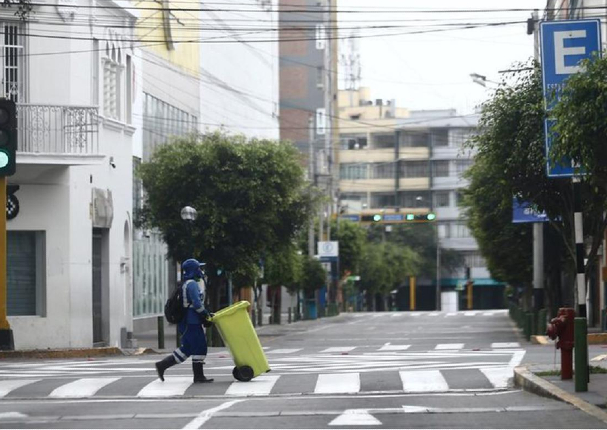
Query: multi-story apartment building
xmin=338 ymin=88 xmax=501 ymax=310
xmin=4 ymin=1 xmax=137 ymax=349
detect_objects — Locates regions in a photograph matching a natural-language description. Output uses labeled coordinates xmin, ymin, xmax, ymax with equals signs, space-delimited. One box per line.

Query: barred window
xmin=2 ymin=23 xmax=23 ymax=102
xmin=433 ymin=191 xmax=450 ymax=208
xmin=103 ymin=44 xmax=121 ymax=120
xmin=434 ymin=160 xmax=450 ymax=177
xmin=370 ymin=162 xmax=394 ymax=179
xmin=340 ymin=163 xmax=368 ymax=180
xmin=400 ymin=160 xmax=429 ymax=178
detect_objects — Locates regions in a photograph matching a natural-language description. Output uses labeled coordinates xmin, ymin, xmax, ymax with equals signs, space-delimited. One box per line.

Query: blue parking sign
xmin=540 ymin=19 xmax=601 ymax=177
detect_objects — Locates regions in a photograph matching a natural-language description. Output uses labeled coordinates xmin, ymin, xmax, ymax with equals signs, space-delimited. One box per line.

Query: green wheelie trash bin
xmin=210 ymin=300 xmax=270 ymax=382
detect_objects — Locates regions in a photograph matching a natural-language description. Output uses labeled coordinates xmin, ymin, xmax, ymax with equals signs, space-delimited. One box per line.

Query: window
xmin=451 ymin=129 xmax=473 ymax=147
xmin=7 ymin=231 xmax=46 ymax=316
xmin=92 ymin=39 xmax=99 ymax=105
xmin=340 ymin=163 xmax=368 ymax=180
xmin=315 ymin=24 xmax=326 ymax=50
xmin=433 ymin=160 xmax=450 ymax=177
xmin=316 ymin=108 xmax=326 ymax=135
xmin=433 ymin=191 xmax=450 ymax=208
xmin=2 ymin=23 xmax=23 ymax=102
xmin=451 ymin=222 xmax=471 ymax=238
xmin=432 ymin=130 xmax=449 ymax=147
xmin=401 ymin=132 xmax=430 ymax=148
xmin=103 ymin=43 xmax=121 ymax=120
xmin=371 ymin=193 xmax=395 ymax=209
xmin=464 ymin=252 xmax=486 ymax=268
xmin=398 ymin=191 xmax=430 ymax=208
xmin=373 ymin=134 xmax=395 ymax=149
xmin=340 ymin=193 xmax=368 ymax=211
xmin=316 ymin=66 xmax=324 ymax=88
xmin=126 ymin=55 xmax=132 ymax=124
xmin=455 ymin=159 xmax=473 ymax=175
xmin=370 ymin=162 xmax=394 ymax=179
xmin=400 ymin=161 xmax=429 ymax=178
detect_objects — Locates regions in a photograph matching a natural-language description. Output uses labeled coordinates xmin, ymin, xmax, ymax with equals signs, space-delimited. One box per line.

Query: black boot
xmin=155 ymin=355 xmax=177 ymax=382
xmin=193 ymin=362 xmax=214 ymax=383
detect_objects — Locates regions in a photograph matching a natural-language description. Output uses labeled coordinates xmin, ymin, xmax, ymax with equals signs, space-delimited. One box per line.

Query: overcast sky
xmin=338 ymin=0 xmax=547 ymax=114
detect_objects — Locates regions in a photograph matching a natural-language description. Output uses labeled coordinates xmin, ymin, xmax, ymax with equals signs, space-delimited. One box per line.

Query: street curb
xmin=514 ymin=365 xmax=607 ymax=424
xmin=0 ymin=347 xmax=123 ymax=359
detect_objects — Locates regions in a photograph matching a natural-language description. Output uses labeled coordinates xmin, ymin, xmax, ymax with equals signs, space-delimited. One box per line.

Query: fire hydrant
xmin=546 ymin=308 xmax=575 ymax=380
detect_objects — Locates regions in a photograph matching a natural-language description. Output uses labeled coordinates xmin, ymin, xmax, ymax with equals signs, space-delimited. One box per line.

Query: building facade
xmin=6 ymin=1 xmax=137 ymax=348
xmin=337 ymin=88 xmax=501 ymax=310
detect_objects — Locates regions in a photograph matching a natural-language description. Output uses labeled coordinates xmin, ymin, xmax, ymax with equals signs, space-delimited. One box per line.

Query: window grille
xmin=1 ymin=23 xmax=23 ymax=102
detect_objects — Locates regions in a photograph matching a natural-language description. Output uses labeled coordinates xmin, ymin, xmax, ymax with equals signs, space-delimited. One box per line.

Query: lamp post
xmin=180 ymin=205 xmax=197 ymax=258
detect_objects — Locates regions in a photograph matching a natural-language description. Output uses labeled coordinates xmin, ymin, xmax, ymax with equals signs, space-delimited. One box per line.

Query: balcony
xmin=16 ymin=104 xmax=102 ymax=165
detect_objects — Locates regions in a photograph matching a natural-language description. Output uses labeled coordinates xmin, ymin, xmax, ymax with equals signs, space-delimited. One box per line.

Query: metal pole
xmin=436 ymin=226 xmax=441 ymax=311
xmin=157 ymin=316 xmax=164 ymax=350
xmin=575 ymin=317 xmax=589 ymax=392
xmin=0 ymin=176 xmax=14 ymax=350
xmin=308 ymin=115 xmax=315 ymax=258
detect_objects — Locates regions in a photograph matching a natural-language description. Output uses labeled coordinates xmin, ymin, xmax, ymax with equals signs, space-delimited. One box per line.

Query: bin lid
xmin=211 ymin=300 xmax=250 ymax=321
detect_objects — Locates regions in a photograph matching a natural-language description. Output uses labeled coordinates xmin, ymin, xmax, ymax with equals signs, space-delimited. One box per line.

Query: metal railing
xmin=16 ymin=104 xmax=99 ymax=155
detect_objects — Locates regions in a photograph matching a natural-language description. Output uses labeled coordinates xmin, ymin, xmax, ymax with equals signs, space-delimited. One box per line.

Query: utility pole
xmin=531 ymin=9 xmax=545 ymax=313
xmin=308 ymin=115 xmax=315 ymax=258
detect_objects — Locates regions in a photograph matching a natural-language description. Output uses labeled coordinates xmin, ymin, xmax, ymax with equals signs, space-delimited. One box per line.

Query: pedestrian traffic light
xmin=0 ymin=99 xmax=16 ymax=177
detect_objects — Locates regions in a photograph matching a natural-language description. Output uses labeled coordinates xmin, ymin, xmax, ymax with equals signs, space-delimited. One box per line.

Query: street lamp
xmin=180 ymin=206 xmax=197 ymax=258
xmin=470 ymin=73 xmax=499 ymax=88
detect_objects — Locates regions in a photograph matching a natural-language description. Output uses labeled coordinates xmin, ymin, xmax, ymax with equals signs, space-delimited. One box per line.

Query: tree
xmin=138 ymin=132 xmax=314 ymax=312
xmin=550 ymin=54 xmax=607 ymax=290
xmin=330 ymin=219 xmax=366 ymax=278
xmin=462 ymin=61 xmax=579 ymax=311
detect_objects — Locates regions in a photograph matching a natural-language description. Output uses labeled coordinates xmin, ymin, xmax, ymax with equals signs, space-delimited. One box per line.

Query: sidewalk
xmin=514 ymin=336 xmax=607 ymax=425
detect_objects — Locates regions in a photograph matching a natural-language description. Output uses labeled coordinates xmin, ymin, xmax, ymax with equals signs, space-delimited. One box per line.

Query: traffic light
xmin=361 ymin=214 xmax=382 ymax=222
xmin=0 ymin=99 xmax=16 ymax=177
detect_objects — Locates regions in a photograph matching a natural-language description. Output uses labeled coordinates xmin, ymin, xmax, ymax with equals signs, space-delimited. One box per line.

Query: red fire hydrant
xmin=546 ymin=307 xmax=575 ymax=380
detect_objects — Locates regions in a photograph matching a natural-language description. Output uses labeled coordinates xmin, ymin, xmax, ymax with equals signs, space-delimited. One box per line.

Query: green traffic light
xmin=427 ymin=213 xmax=436 ymax=221
xmin=373 ymin=214 xmax=382 ymax=222
xmin=0 ymin=150 xmax=8 ymax=168
xmin=406 ymin=214 xmax=415 ymax=220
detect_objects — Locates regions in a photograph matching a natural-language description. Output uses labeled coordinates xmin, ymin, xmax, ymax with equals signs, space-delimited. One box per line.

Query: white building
xmin=6 ymin=0 xmax=137 ymax=348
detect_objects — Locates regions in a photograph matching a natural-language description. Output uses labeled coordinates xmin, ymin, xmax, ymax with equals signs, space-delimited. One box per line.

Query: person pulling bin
xmin=155 ymin=258 xmax=214 ymax=383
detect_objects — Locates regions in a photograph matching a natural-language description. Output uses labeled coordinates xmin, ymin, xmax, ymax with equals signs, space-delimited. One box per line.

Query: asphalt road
xmin=0 ymin=310 xmax=605 ymax=429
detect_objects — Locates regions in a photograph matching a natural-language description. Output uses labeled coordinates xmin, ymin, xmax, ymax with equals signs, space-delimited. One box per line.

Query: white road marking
xmin=315 ymin=373 xmax=360 ymax=394
xmin=225 ymin=375 xmax=280 ymax=396
xmin=329 ymin=409 xmax=382 ymax=426
xmin=400 ymin=370 xmax=449 ymax=392
xmin=49 ymin=377 xmax=119 ymax=398
xmin=435 ymin=343 xmax=464 ymax=350
xmin=0 ymin=412 xmax=28 ymax=419
xmin=480 ymin=366 xmax=512 ymax=389
xmin=0 ymin=379 xmax=39 ymax=398
xmin=379 ymin=343 xmax=410 ymax=351
xmin=183 ymin=399 xmax=245 ymax=429
xmin=464 ymin=311 xmax=478 ymax=316
xmin=429 ymin=312 xmax=440 ymax=316
xmin=483 ymin=312 xmax=495 ymax=316
xmin=137 ymin=376 xmax=192 ymax=398
xmin=410 ymin=313 xmax=422 ymax=317
xmin=321 ymin=347 xmax=356 ymax=353
xmin=491 ymin=342 xmax=520 ymax=348
xmin=265 ymin=349 xmax=302 ymax=354
xmin=446 ymin=312 xmax=457 ymax=317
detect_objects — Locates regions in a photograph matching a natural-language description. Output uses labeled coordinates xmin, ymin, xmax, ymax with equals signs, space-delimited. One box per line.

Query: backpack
xmin=164 ymin=284 xmax=186 ymax=324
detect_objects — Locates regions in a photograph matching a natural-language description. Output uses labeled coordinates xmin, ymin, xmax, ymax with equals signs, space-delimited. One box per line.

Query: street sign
xmin=318 ymin=241 xmax=339 ymax=258
xmin=540 ymin=19 xmax=601 ymax=177
xmin=512 ymin=197 xmax=549 ymax=223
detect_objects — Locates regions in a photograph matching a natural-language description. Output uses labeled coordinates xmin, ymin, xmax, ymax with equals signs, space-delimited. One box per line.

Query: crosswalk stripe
xmin=321 ymin=347 xmax=356 ymax=353
xmin=379 ymin=343 xmax=410 ymax=351
xmin=429 ymin=312 xmax=440 ymax=316
xmin=315 ymin=373 xmax=360 ymax=394
xmin=400 ymin=370 xmax=449 ymax=392
xmin=225 ymin=375 xmax=280 ymax=396
xmin=266 ymin=349 xmax=302 ymax=354
xmin=446 ymin=312 xmax=457 ymax=317
xmin=491 ymin=342 xmax=520 ymax=348
xmin=435 ymin=343 xmax=464 ymax=350
xmin=49 ymin=377 xmax=119 ymax=398
xmin=464 ymin=311 xmax=477 ymax=316
xmin=483 ymin=312 xmax=495 ymax=316
xmin=0 ymin=379 xmax=39 ymax=398
xmin=137 ymin=376 xmax=192 ymax=398
xmin=480 ymin=366 xmax=512 ymax=389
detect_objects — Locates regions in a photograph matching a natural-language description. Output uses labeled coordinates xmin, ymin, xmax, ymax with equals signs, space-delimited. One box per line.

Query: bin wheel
xmin=234 ymin=365 xmax=254 ymax=382
xmin=232 ymin=366 xmax=244 ymax=381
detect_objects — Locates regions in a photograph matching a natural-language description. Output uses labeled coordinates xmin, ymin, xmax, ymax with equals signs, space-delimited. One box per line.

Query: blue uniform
xmin=172 ymin=279 xmax=209 ymax=365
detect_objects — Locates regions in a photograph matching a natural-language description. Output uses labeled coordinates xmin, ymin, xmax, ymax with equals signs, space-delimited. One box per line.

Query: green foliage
xmin=461 ymin=61 xmax=574 ymax=292
xmin=551 ymin=54 xmax=607 ymax=265
xmin=366 ymin=223 xmax=462 ymax=278
xmin=138 ymin=132 xmax=313 ymax=278
xmin=263 ymin=243 xmax=303 ymax=292
xmin=297 ymin=255 xmax=327 ymax=294
xmin=330 ymin=219 xmax=366 ymax=277
xmin=358 ymin=241 xmax=420 ymax=295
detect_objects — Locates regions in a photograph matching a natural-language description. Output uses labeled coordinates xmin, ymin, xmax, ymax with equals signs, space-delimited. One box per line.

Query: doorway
xmin=92 ymin=228 xmax=109 ymax=346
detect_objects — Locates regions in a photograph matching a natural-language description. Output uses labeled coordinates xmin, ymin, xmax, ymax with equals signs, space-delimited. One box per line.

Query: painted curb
xmin=514 ymin=365 xmax=607 ymax=424
xmin=0 ymin=347 xmax=123 ymax=359
xmin=589 ymin=333 xmax=607 ymax=345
